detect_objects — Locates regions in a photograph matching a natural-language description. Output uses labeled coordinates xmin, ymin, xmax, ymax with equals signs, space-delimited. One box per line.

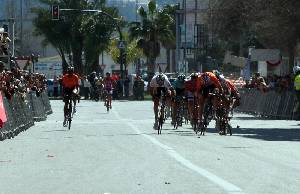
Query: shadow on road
xmin=43 ymin=129 xmax=67 ymax=132
xmin=230 ymin=127 xmax=300 ymax=141
xmin=231 ymin=116 xmax=272 ymax=121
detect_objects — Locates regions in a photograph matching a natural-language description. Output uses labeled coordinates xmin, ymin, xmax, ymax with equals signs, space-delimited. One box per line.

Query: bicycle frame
xmin=157 ymin=94 xmax=166 ymax=134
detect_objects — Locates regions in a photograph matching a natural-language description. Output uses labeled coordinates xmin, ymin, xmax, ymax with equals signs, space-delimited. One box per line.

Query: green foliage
xmin=129 ymin=2 xmax=176 ymax=75
xmin=32 ymin=0 xmax=120 ymax=74
xmin=209 ymin=0 xmax=300 ymax=70
xmin=108 ymin=34 xmax=143 ymax=66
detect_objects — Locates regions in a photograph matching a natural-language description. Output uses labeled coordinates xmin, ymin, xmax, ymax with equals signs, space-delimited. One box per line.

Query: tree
xmin=129 ymin=1 xmax=175 ymax=79
xmin=208 ymin=0 xmax=300 ymax=71
xmin=81 ymin=2 xmax=119 ymax=74
xmin=32 ymin=0 xmax=119 ymax=74
xmin=108 ymin=34 xmax=143 ymax=72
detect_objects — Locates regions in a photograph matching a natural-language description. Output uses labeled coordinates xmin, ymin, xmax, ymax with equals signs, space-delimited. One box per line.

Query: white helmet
xmin=293 ymin=66 xmax=300 ymax=74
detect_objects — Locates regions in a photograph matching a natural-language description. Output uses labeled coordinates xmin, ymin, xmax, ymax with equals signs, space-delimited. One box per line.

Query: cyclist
xmin=62 ymin=66 xmax=79 ymax=127
xmin=197 ymin=71 xmax=223 ymax=125
xmin=103 ymin=72 xmax=114 ymax=109
xmin=213 ymin=70 xmax=240 ymax=109
xmin=184 ymin=73 xmax=200 ymax=126
xmin=150 ymin=73 xmax=174 ymax=129
xmin=171 ymin=74 xmax=186 ymax=125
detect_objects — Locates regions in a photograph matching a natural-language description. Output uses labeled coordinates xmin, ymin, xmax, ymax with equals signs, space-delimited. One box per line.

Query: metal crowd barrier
xmin=236 ymin=88 xmax=299 ymax=120
xmin=0 ymin=91 xmax=52 ymax=141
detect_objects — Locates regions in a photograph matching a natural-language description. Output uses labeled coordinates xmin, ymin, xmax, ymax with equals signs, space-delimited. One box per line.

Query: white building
xmin=176 ymin=0 xmax=209 ymax=73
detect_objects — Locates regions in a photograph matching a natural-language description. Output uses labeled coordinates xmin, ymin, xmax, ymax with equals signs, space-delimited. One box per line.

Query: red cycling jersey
xmin=185 ymin=79 xmax=199 ymax=92
xmin=62 ymin=74 xmax=79 ymax=89
xmin=225 ymin=79 xmax=238 ymax=96
xmin=197 ymin=72 xmax=222 ymax=90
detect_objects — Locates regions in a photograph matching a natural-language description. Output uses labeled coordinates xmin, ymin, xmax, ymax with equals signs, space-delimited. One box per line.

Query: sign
xmin=157 ymin=63 xmax=168 ymax=73
xmin=117 ymin=41 xmax=127 ymax=49
xmin=251 ymin=49 xmax=281 ymax=61
xmin=34 ymin=62 xmax=63 ymax=78
xmin=100 ymin=64 xmax=106 ymax=70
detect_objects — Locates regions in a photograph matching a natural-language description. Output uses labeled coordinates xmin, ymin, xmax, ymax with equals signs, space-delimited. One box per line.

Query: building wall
xmin=176 ymin=0 xmax=209 ymax=73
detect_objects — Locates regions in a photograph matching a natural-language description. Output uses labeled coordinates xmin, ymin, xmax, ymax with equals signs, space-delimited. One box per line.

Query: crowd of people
xmin=49 ymin=72 xmax=145 ymax=101
xmin=0 ymin=31 xmax=11 ymax=56
xmin=243 ymin=72 xmax=294 ymax=93
xmin=0 ymin=61 xmax=47 ymax=100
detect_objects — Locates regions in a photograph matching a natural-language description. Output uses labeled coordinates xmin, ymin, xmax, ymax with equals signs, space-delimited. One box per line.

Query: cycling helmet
xmin=177 ymin=74 xmax=186 ymax=81
xmin=293 ymin=66 xmax=300 ymax=74
xmin=156 ymin=73 xmax=165 ymax=83
xmin=212 ymin=70 xmax=221 ymax=78
xmin=190 ymin=73 xmax=198 ymax=79
xmin=67 ymin=66 xmax=74 ymax=73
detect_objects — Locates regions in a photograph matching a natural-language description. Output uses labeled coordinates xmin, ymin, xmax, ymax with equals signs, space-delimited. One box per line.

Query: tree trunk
xmin=166 ymin=49 xmax=170 ymax=72
xmin=288 ymin=44 xmax=296 ymax=73
xmin=72 ymin=45 xmax=83 ymax=74
xmin=148 ymin=57 xmax=156 ymax=79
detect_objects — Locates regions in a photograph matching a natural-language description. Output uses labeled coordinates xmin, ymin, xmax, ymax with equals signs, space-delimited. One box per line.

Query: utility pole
xmin=135 ymin=0 xmax=138 ymax=22
xmin=20 ymin=0 xmax=23 ymax=55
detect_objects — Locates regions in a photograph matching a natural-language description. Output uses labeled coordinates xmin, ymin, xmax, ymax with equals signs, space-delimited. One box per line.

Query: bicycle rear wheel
xmin=67 ymin=100 xmax=72 ymax=130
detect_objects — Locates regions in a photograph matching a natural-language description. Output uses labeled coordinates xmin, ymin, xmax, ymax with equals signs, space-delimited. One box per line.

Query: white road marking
xmin=113 ymin=110 xmax=246 ymax=194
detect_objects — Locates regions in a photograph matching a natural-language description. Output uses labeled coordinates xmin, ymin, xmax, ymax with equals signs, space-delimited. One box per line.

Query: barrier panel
xmin=0 ymin=91 xmax=52 ymax=141
xmin=237 ymin=88 xmax=299 ymax=120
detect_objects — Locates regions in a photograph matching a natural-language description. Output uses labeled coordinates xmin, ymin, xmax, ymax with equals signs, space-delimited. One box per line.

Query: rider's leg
xmin=154 ymin=98 xmax=159 ymax=121
xmin=109 ymin=92 xmax=112 ymax=108
xmin=198 ymin=95 xmax=205 ymax=123
xmin=172 ymin=98 xmax=177 ymax=124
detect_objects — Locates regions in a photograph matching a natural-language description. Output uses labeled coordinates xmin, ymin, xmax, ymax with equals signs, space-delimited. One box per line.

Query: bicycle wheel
xmin=106 ymin=99 xmax=110 ymax=112
xmin=68 ymin=100 xmax=72 ymax=130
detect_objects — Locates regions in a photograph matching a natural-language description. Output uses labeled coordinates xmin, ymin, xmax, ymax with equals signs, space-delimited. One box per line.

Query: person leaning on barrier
xmin=293 ymin=66 xmax=300 ymax=116
xmin=133 ymin=75 xmax=144 ymax=100
xmin=251 ymin=72 xmax=269 ymax=93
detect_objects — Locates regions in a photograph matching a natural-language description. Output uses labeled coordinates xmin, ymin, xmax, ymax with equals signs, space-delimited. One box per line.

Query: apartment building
xmin=0 ymin=0 xmax=57 ymax=57
xmin=176 ymin=0 xmax=209 ymax=73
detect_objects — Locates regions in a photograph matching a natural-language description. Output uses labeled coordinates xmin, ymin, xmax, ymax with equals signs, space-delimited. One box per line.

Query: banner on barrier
xmin=0 ymin=92 xmax=7 ymax=126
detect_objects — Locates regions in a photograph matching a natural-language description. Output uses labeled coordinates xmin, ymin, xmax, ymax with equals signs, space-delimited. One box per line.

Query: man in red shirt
xmin=62 ymin=67 xmax=79 ymax=126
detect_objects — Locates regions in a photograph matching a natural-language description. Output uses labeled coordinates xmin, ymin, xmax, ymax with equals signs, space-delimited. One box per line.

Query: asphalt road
xmin=1 ymin=100 xmax=300 ymax=194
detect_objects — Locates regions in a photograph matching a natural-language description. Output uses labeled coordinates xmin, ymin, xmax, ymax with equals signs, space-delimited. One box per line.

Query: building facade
xmin=176 ymin=0 xmax=210 ymax=73
xmin=0 ymin=0 xmax=57 ymax=57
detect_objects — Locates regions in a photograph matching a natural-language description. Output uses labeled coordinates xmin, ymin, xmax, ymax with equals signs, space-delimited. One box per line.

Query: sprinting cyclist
xmin=171 ymin=74 xmax=186 ymax=126
xmin=62 ymin=66 xmax=79 ymax=127
xmin=197 ymin=72 xmax=223 ymax=125
xmin=103 ymin=72 xmax=114 ymax=109
xmin=184 ymin=73 xmax=200 ymax=126
xmin=150 ymin=72 xmax=174 ymax=129
xmin=213 ymin=70 xmax=240 ymax=109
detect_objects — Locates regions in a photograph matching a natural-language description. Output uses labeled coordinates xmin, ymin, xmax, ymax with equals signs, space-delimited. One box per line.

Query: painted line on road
xmin=113 ymin=110 xmax=246 ymax=194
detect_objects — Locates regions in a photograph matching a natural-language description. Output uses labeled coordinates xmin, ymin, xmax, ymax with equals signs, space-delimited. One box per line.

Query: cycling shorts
xmin=186 ymin=91 xmax=194 ymax=101
xmin=154 ymin=87 xmax=167 ymax=98
xmin=176 ymin=88 xmax=185 ymax=96
xmin=200 ymin=85 xmax=215 ymax=98
xmin=106 ymin=88 xmax=113 ymax=95
xmin=63 ymin=87 xmax=75 ymax=102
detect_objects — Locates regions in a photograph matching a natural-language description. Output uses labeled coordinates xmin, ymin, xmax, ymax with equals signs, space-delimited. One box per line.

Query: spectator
xmin=250 ymin=72 xmax=269 ymax=93
xmin=0 ymin=32 xmax=11 ymax=55
xmin=53 ymin=76 xmax=59 ymax=97
xmin=123 ymin=75 xmax=130 ymax=98
xmin=83 ymin=76 xmax=91 ymax=99
xmin=133 ymin=75 xmax=145 ymax=100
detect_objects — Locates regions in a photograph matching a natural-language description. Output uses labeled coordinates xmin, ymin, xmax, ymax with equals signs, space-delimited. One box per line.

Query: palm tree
xmin=129 ymin=1 xmax=175 ymax=79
